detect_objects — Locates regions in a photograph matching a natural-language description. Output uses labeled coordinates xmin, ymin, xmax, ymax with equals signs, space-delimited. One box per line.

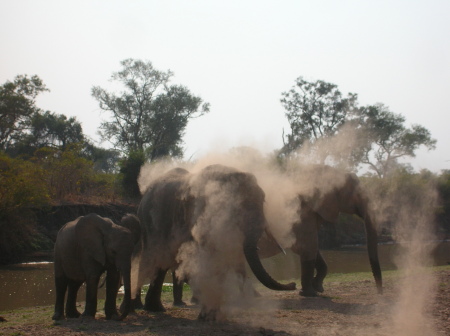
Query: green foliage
xmin=30 ymin=144 xmax=119 ymax=202
xmin=82 ymin=143 xmax=121 ymax=173
xmin=280 ymin=77 xmax=359 ymax=159
xmin=0 ymin=75 xmax=48 ymax=151
xmin=357 ymin=104 xmax=436 ymax=178
xmin=436 ymin=170 xmax=450 ymax=234
xmin=0 ymin=152 xmax=50 ymax=263
xmin=6 ymin=111 xmax=84 ymax=157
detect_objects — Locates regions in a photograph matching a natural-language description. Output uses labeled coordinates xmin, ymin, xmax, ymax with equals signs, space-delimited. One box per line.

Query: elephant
xmin=52 ymin=213 xmax=140 ymax=321
xmin=259 ymin=164 xmax=383 ymax=297
xmin=131 ymin=164 xmax=296 ymax=321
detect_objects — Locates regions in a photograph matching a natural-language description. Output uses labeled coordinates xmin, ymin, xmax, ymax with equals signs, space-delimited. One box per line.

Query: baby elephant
xmin=52 ymin=213 xmax=140 ymax=321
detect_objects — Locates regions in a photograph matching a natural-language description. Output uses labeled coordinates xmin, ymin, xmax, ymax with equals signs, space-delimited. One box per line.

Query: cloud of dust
xmin=137 ymin=126 xmax=440 ymax=329
xmin=286 ymin=122 xmax=361 ymax=171
xmin=382 ymin=180 xmax=438 ymax=335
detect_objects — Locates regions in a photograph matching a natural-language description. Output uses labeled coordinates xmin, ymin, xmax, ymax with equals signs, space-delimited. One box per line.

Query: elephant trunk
xmin=359 ymin=202 xmax=383 ymax=294
xmin=244 ymin=233 xmax=296 ymax=291
xmin=117 ymin=266 xmax=131 ymax=320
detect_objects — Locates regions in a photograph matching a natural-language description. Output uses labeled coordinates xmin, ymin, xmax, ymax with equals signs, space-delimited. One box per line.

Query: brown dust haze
xmin=136 ymin=135 xmax=440 ymax=333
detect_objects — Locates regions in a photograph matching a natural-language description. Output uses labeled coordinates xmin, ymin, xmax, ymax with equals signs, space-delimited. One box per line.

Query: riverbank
xmin=1 ymin=266 xmax=449 ymax=336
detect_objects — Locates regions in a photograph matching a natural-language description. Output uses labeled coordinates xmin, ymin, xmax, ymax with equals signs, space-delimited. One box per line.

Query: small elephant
xmin=52 ymin=213 xmax=140 ymax=321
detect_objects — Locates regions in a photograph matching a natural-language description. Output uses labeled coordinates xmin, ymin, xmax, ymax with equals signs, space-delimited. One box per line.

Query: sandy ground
xmin=0 ymin=268 xmax=449 ymax=336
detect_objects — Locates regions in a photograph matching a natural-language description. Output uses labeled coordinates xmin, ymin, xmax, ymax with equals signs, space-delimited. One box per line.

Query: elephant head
xmin=75 ymin=214 xmax=138 ymax=320
xmin=191 ymin=164 xmax=296 ymax=292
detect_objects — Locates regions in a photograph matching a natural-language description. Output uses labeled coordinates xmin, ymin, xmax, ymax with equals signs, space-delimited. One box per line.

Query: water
xmin=1 ymin=242 xmax=449 ymax=311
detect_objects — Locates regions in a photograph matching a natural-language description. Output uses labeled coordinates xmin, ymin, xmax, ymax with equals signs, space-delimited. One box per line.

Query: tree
xmin=82 ymin=143 xmax=121 ymax=173
xmin=7 ymin=111 xmax=85 ymax=157
xmin=92 ymin=59 xmax=210 ymax=161
xmin=280 ymin=77 xmax=358 ymax=161
xmin=280 ymin=77 xmax=436 ymax=177
xmin=357 ymin=104 xmax=436 ymax=178
xmin=0 ymin=75 xmax=48 ymax=151
xmin=0 ymin=152 xmax=51 ymax=264
xmin=436 ymin=170 xmax=450 ymax=235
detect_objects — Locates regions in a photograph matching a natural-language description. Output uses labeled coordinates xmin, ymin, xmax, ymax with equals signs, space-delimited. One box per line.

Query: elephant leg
xmin=144 ymin=269 xmax=167 ymax=312
xmin=104 ymin=268 xmax=121 ymax=320
xmin=53 ymin=275 xmax=68 ymax=320
xmin=122 ymin=286 xmax=143 ymax=312
xmin=65 ymin=279 xmax=82 ymax=318
xmin=172 ymin=271 xmax=186 ymax=306
xmin=300 ymin=259 xmax=318 ymax=297
xmin=312 ymin=251 xmax=327 ymax=293
xmin=83 ymin=275 xmax=101 ymax=318
xmin=293 ymin=212 xmax=320 ymax=297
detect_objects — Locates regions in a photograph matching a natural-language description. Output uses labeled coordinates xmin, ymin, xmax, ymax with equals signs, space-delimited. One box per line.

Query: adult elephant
xmin=132 ymin=165 xmax=295 ymax=321
xmin=52 ymin=213 xmax=140 ymax=321
xmin=259 ymin=165 xmax=382 ymax=297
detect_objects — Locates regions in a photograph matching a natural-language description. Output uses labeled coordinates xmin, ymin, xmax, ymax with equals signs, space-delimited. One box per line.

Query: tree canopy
xmin=280 ymin=77 xmax=358 ymax=157
xmin=280 ymin=77 xmax=436 ymax=177
xmin=357 ymin=104 xmax=436 ymax=178
xmin=0 ymin=75 xmax=48 ymax=151
xmin=92 ymin=59 xmax=210 ymax=161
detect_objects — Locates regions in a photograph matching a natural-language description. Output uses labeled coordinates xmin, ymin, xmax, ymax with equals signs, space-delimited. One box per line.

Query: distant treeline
xmin=0 ymin=143 xmax=449 ymax=264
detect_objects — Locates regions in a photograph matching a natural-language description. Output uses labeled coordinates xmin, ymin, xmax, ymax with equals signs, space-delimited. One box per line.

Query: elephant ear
xmin=120 ymin=214 xmax=141 ymax=245
xmin=75 ymin=214 xmax=112 ymax=266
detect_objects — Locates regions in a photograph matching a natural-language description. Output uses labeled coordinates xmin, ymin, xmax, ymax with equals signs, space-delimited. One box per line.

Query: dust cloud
xmin=136 ymin=127 xmax=440 ymax=330
xmin=380 ymin=178 xmax=439 ymax=335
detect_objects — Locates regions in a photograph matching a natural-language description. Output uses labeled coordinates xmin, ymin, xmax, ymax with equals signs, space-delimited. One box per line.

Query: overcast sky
xmin=1 ymin=0 xmax=449 ymax=172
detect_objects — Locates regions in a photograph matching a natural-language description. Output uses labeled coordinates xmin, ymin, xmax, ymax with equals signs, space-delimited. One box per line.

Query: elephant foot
xmin=132 ymin=297 xmax=144 ymax=310
xmin=105 ymin=308 xmax=120 ymax=320
xmin=106 ymin=312 xmax=122 ymax=321
xmin=52 ymin=312 xmax=64 ymax=320
xmin=173 ymin=300 xmax=187 ymax=307
xmin=312 ymin=278 xmax=324 ymax=293
xmin=81 ymin=311 xmax=96 ymax=319
xmin=66 ymin=309 xmax=81 ymax=319
xmin=198 ymin=308 xmax=225 ymax=322
xmin=299 ymin=288 xmax=318 ymax=297
xmin=121 ymin=299 xmax=137 ymax=313
xmin=143 ymin=300 xmax=166 ymax=312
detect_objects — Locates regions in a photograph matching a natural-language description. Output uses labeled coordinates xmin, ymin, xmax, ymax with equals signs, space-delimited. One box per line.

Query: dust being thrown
xmin=137 ymin=136 xmax=440 ymax=330
xmin=377 ymin=176 xmax=439 ymax=335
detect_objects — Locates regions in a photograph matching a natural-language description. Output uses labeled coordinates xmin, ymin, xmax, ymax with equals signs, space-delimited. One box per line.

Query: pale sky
xmin=1 ymin=0 xmax=449 ymax=172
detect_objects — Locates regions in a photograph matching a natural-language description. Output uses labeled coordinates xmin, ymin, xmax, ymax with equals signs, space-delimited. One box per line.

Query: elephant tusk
xmin=279 ymin=243 xmax=287 ymax=255
xmin=265 ymin=228 xmax=286 ymax=255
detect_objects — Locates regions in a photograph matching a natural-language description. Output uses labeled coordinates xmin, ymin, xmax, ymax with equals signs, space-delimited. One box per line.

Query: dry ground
xmin=1 ymin=267 xmax=449 ymax=336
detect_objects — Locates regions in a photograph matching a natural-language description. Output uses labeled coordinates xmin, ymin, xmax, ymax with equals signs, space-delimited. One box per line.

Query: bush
xmin=0 ymin=153 xmax=50 ymax=263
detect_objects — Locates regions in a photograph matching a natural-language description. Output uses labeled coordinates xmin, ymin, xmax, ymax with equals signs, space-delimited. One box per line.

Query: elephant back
xmin=138 ymin=167 xmax=190 ymax=241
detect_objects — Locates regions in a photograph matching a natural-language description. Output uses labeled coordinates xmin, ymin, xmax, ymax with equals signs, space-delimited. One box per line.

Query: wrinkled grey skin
xmin=132 ymin=164 xmax=295 ymax=321
xmin=52 ymin=213 xmax=140 ymax=321
xmin=259 ymin=165 xmax=382 ymax=297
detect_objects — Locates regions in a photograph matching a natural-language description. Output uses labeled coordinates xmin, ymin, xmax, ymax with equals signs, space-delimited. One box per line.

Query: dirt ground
xmin=1 ymin=268 xmax=449 ymax=336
